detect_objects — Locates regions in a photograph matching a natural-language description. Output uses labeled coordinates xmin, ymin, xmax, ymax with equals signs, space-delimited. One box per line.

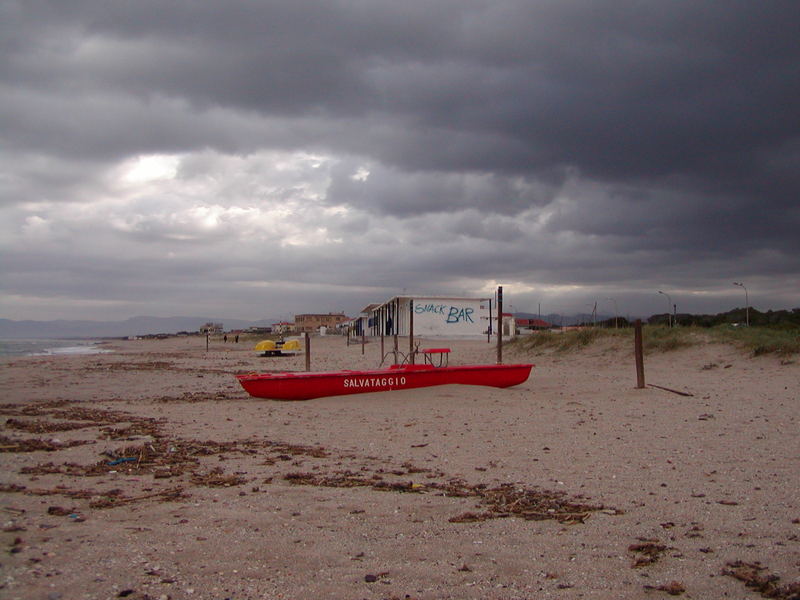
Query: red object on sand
xmin=236 ymin=363 xmax=533 ymax=401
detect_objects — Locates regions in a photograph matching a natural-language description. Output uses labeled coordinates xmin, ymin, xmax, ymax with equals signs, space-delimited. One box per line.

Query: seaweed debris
xmin=722 ymin=561 xmax=800 ymax=599
xmin=628 ymin=540 xmax=668 ymax=567
xmin=284 ymin=471 xmax=610 ymax=524
xmin=0 ymin=435 xmax=93 ymax=453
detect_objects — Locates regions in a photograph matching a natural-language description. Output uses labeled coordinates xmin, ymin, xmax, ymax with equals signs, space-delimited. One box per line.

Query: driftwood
xmin=648 ymin=384 xmax=694 ymax=397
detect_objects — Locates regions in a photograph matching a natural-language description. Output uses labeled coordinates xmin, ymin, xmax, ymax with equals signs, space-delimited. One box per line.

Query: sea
xmin=0 ymin=339 xmax=112 ymax=358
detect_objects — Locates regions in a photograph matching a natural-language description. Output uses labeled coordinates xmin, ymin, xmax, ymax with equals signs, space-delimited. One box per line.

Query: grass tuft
xmin=709 ymin=326 xmax=800 ymax=357
xmin=642 ymin=326 xmax=697 ymax=353
xmin=511 ymin=327 xmax=629 ymax=354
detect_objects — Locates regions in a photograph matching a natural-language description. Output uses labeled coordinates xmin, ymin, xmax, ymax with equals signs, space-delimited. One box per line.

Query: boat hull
xmin=236 ymin=363 xmax=533 ymax=400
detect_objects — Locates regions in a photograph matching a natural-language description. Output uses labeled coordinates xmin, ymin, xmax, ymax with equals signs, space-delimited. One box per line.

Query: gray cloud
xmin=1 ymin=1 xmax=798 ymax=321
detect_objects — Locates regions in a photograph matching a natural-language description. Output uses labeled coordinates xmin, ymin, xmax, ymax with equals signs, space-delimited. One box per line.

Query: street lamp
xmin=733 ymin=282 xmax=749 ymax=326
xmin=606 ymin=297 xmax=619 ymax=328
xmin=585 ymin=303 xmax=597 ymax=326
xmin=658 ymin=290 xmax=672 ymax=327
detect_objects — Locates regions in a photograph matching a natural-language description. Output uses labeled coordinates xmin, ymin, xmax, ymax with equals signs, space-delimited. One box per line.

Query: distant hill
xmin=0 ymin=316 xmax=278 ymax=339
xmin=512 ymin=312 xmax=617 ymax=326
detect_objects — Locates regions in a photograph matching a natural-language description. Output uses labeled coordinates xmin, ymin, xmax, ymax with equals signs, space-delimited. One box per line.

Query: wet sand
xmin=1 ymin=334 xmax=798 ymax=599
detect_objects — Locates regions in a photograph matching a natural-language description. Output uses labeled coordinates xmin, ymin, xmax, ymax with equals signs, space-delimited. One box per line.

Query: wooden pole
xmin=361 ymin=328 xmax=365 ymax=355
xmin=488 ymin=298 xmax=492 ymax=343
xmin=206 ymin=334 xmax=209 ymax=352
xmin=634 ymin=319 xmax=645 ymax=388
xmin=496 ymin=286 xmax=503 ymax=364
xmin=393 ymin=298 xmax=399 ymax=364
xmin=408 ymin=298 xmax=415 ymax=364
xmin=304 ymin=332 xmax=311 ymax=372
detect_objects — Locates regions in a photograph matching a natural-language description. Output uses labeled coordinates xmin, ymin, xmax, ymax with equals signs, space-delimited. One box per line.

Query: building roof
xmin=362 ymin=295 xmax=492 ymax=313
xmin=517 ymin=318 xmax=552 ymax=328
xmin=359 ymin=303 xmax=382 ymax=314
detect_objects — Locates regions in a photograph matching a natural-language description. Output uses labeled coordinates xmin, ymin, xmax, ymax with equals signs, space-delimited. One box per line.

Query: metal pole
xmin=658 ymin=291 xmax=672 ymax=327
xmin=634 ymin=319 xmax=645 ymax=388
xmin=607 ymin=298 xmax=619 ymax=328
xmin=304 ymin=332 xmax=311 ymax=371
xmin=496 ymin=286 xmax=503 ymax=364
xmin=734 ymin=282 xmax=749 ymax=326
xmin=746 ymin=288 xmax=749 ymax=327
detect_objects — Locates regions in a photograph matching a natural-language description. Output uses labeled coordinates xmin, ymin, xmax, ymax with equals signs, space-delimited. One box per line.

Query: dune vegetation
xmin=509 ymin=325 xmax=799 ymax=357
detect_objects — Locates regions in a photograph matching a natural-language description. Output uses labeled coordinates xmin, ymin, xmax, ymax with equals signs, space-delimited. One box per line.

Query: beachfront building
xmin=272 ymin=321 xmax=295 ymax=335
xmin=516 ymin=318 xmax=552 ymax=331
xmin=294 ymin=312 xmax=350 ymax=333
xmin=359 ymin=296 xmax=493 ymax=338
xmin=246 ymin=326 xmax=272 ymax=334
xmin=199 ymin=322 xmax=223 ymax=334
xmin=501 ymin=312 xmax=517 ymax=338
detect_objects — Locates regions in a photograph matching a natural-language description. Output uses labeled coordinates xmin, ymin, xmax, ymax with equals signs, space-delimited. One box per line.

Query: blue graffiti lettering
xmin=446 ymin=307 xmax=475 ymax=323
xmin=414 ymin=303 xmax=446 ymax=315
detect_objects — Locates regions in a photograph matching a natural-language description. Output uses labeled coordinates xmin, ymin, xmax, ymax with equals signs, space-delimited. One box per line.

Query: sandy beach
xmin=1 ymin=334 xmax=798 ymax=599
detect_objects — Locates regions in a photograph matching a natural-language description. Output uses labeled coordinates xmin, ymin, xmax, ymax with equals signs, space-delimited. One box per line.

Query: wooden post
xmin=346 ymin=326 xmax=350 ymax=346
xmin=488 ymin=298 xmax=492 ymax=343
xmin=304 ymin=332 xmax=311 ymax=372
xmin=361 ymin=329 xmax=365 ymax=355
xmin=408 ymin=298 xmax=415 ymax=364
xmin=634 ymin=319 xmax=645 ymax=388
xmin=393 ymin=298 xmax=399 ymax=364
xmin=496 ymin=286 xmax=503 ymax=364
xmin=380 ymin=304 xmax=385 ymax=359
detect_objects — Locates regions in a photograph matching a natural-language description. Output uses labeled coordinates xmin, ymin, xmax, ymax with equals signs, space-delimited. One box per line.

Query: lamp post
xmin=585 ymin=303 xmax=597 ymax=326
xmin=733 ymin=282 xmax=749 ymax=326
xmin=658 ymin=290 xmax=672 ymax=327
xmin=606 ymin=297 xmax=619 ymax=328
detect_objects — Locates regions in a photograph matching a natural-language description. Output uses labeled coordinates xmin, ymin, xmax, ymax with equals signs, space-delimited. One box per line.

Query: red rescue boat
xmin=236 ymin=362 xmax=533 ymax=401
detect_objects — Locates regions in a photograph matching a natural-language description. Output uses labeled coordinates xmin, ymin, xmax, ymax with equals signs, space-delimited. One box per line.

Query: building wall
xmin=199 ymin=322 xmax=223 ymax=334
xmin=294 ymin=313 xmax=349 ymax=333
xmin=367 ymin=297 xmax=491 ymax=337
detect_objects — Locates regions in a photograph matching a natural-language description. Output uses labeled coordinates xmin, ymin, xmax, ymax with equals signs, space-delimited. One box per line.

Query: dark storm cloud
xmin=326 ymin=160 xmax=555 ymax=217
xmin=1 ymin=0 xmax=798 ymax=319
xmin=8 ymin=1 xmax=799 ymax=175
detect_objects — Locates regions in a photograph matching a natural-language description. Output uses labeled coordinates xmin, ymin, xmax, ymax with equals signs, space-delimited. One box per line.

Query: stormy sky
xmin=1 ymin=0 xmax=798 ymax=322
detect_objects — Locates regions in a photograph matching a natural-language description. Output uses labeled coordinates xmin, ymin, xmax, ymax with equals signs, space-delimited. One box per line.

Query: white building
xmin=360 ymin=296 xmax=494 ymax=338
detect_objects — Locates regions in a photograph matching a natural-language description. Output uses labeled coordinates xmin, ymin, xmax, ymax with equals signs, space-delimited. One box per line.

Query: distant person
xmin=235 ymin=334 xmax=239 ymax=343
xmin=223 ymin=334 xmax=228 ymax=343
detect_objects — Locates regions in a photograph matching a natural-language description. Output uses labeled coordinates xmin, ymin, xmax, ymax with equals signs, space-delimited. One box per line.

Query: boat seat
xmin=420 ymin=347 xmax=450 ymax=367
